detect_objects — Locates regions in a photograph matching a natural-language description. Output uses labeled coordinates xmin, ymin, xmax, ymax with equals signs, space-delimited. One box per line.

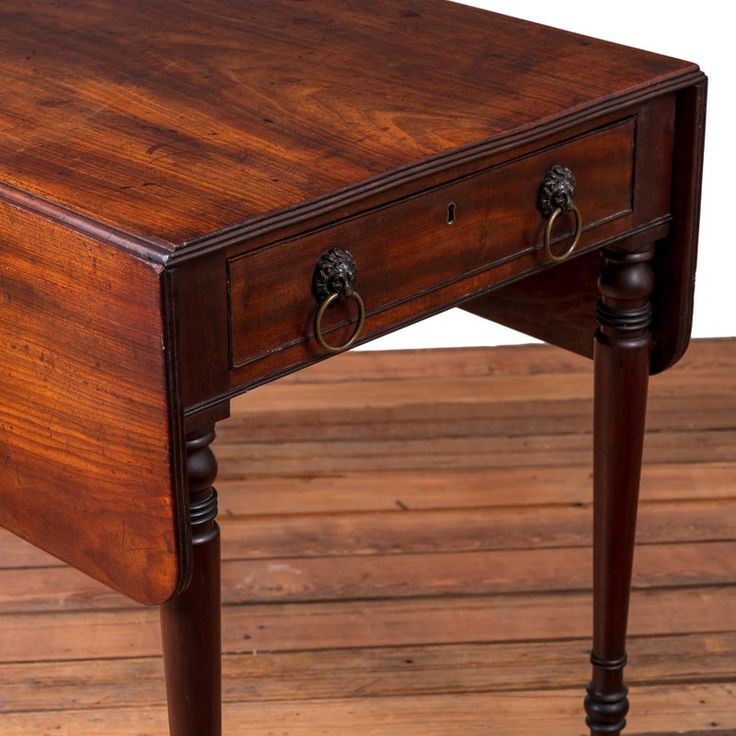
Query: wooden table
xmin=0 ymin=2 xmax=706 ymax=734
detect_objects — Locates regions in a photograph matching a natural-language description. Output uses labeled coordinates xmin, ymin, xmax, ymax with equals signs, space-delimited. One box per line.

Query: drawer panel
xmin=228 ymin=118 xmax=635 ymax=370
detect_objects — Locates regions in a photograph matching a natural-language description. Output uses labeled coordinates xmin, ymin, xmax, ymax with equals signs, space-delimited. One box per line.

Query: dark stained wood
xmin=217 ymin=96 xmax=682 ymax=401
xmin=651 ymin=79 xmax=708 ymax=372
xmin=160 ymin=426 xmax=222 ymax=736
xmin=0 ymin=2 xmax=708 ymax=733
xmin=459 ymin=244 xmax=603 ymax=360
xmin=228 ymin=118 xmax=637 ymax=371
xmin=461 ymin=86 xmax=705 ymax=375
xmin=174 ymin=90 xmax=685 ymax=410
xmin=0 ymin=0 xmax=698 ymax=249
xmin=0 ymin=195 xmax=185 ymax=606
xmin=586 ymin=244 xmax=656 ymax=735
xmin=174 ymin=257 xmax=231 ymax=412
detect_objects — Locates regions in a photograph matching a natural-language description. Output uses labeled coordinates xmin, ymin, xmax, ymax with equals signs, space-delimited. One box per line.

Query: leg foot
xmin=585 ymin=655 xmax=629 ymax=734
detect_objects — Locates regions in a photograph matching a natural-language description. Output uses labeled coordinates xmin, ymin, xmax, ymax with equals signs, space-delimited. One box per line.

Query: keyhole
xmin=447 ymin=202 xmax=456 ymax=225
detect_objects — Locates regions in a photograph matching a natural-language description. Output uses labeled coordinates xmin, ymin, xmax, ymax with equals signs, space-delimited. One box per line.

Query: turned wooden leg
xmin=160 ymin=426 xmax=222 ymax=736
xmin=585 ymin=244 xmax=655 ymax=736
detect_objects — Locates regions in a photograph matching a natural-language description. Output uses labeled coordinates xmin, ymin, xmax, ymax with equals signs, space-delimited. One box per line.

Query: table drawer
xmin=228 ymin=118 xmax=635 ymax=370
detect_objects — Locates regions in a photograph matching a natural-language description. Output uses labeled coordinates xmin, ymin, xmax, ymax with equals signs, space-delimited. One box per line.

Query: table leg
xmin=585 ymin=244 xmax=655 ymax=736
xmin=160 ymin=425 xmax=222 ymax=736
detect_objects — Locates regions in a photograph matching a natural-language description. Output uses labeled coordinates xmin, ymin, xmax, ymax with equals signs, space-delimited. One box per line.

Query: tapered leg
xmin=160 ymin=426 xmax=221 ymax=736
xmin=585 ymin=244 xmax=655 ymax=736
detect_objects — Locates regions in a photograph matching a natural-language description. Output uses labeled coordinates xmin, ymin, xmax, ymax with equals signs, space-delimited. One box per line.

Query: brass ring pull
xmin=314 ymin=288 xmax=366 ymax=353
xmin=537 ymin=164 xmax=584 ymax=263
xmin=312 ymin=247 xmax=365 ymax=353
xmin=543 ymin=202 xmax=583 ymax=262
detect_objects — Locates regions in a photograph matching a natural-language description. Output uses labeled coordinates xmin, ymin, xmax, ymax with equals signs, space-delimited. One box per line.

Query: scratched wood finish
xmin=0 ymin=197 xmax=183 ymax=606
xmin=0 ymin=340 xmax=733 ymax=735
xmin=0 ymin=0 xmax=697 ymax=248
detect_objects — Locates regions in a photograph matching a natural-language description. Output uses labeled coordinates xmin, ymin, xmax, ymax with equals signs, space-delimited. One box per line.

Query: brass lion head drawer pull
xmin=311 ymin=247 xmax=366 ymax=353
xmin=537 ymin=164 xmax=583 ymax=262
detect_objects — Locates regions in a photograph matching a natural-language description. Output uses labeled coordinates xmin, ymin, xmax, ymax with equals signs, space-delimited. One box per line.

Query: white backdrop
xmin=358 ymin=1 xmax=733 ymax=351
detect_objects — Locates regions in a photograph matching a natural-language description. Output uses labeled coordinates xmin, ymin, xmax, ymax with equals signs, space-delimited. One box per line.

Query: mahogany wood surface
xmin=0 ymin=194 xmax=184 ymax=606
xmin=218 ymin=96 xmax=682 ymax=398
xmin=462 ymin=79 xmax=707 ymax=374
xmin=0 ymin=0 xmax=697 ymax=250
xmin=0 ymin=0 xmax=706 ymax=416
xmin=227 ymin=118 xmax=636 ymax=371
xmin=0 ymin=2 xmax=708 ymax=733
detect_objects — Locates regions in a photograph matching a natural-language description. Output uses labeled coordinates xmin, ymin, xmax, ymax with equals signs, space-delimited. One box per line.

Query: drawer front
xmin=228 ymin=119 xmax=635 ymax=372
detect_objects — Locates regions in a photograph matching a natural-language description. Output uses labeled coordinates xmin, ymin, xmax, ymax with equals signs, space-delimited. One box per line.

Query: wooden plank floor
xmin=0 ymin=338 xmax=735 ymax=735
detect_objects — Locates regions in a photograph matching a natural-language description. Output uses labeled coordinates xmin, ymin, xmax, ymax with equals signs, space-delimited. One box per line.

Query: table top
xmin=0 ymin=0 xmax=697 ymax=251
xmin=0 ymin=0 xmax=706 ymax=607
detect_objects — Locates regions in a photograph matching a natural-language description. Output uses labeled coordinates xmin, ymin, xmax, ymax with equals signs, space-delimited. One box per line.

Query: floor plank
xmin=1 ymin=585 xmax=735 ymax=663
xmin=2 ymin=632 xmax=734 ymax=712
xmin=213 ymin=428 xmax=736 ymax=475
xmin=3 ymin=462 xmax=735 ymax=568
xmin=3 ymin=540 xmax=736 ymax=613
xmin=1 ymin=684 xmax=733 ymax=736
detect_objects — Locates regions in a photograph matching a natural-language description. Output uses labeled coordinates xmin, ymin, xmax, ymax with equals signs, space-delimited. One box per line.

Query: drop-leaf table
xmin=0 ymin=1 xmax=706 ymax=734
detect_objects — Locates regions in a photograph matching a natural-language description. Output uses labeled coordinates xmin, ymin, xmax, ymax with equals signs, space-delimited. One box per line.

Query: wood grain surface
xmin=0 ymin=339 xmax=733 ymax=734
xmin=0 ymin=3 xmax=710 ymax=730
xmin=0 ymin=0 xmax=697 ymax=248
xmin=0 ymin=195 xmax=184 ymax=605
xmin=227 ymin=119 xmax=636 ymax=369
xmin=463 ymin=80 xmax=707 ymax=375
xmin=0 ymin=0 xmax=705 ymax=603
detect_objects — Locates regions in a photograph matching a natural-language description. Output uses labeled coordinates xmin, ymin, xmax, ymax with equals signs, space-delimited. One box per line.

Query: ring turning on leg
xmin=585 ymin=244 xmax=655 ymax=736
xmin=160 ymin=425 xmax=222 ymax=736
